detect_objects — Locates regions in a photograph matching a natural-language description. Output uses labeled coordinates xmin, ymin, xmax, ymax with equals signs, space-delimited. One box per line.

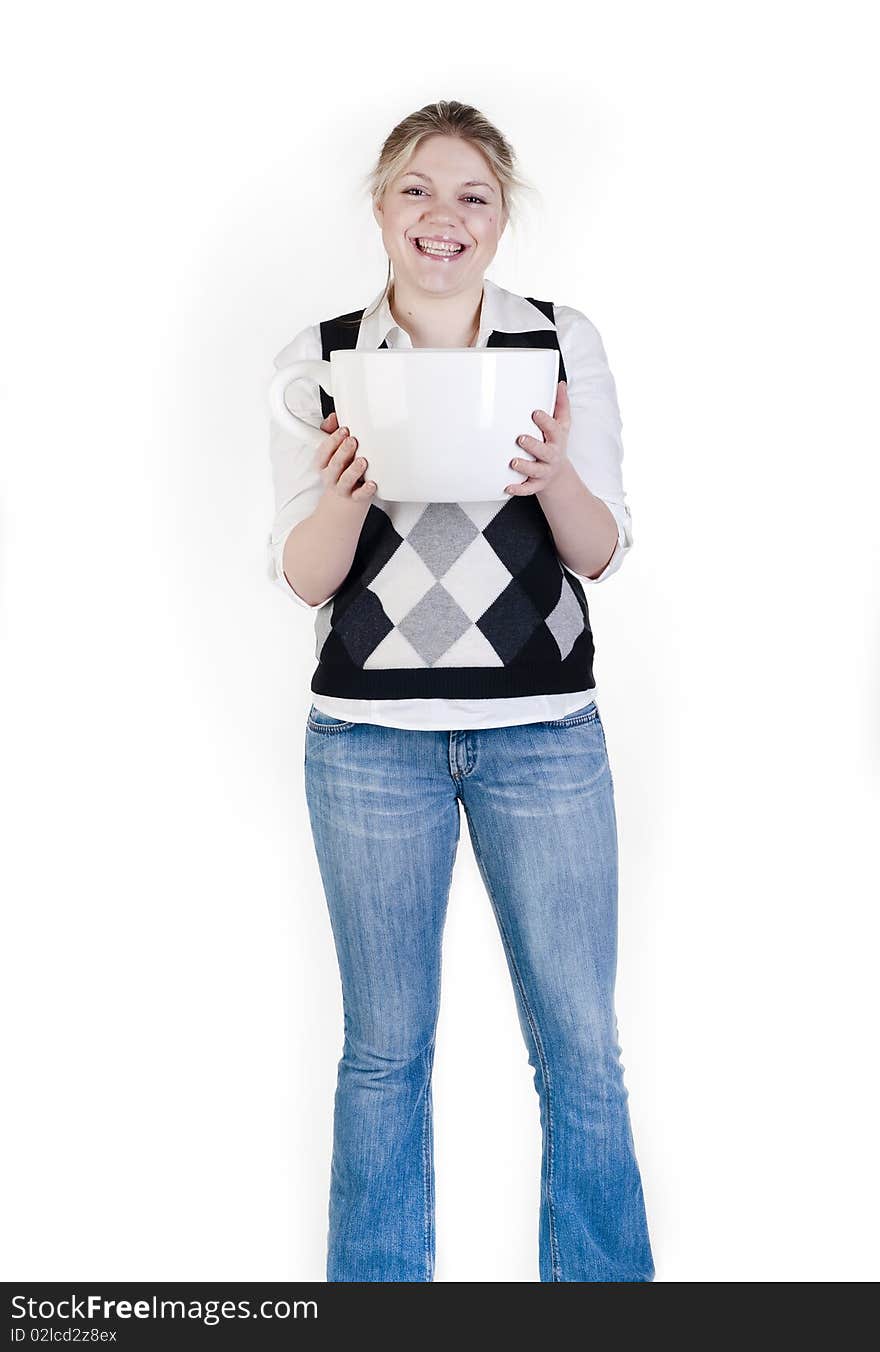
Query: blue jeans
xmin=303 ymin=699 xmax=654 ymax=1282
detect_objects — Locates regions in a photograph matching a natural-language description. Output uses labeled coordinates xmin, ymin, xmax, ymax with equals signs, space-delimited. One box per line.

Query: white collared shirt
xmin=267 ymin=276 xmax=633 ymax=730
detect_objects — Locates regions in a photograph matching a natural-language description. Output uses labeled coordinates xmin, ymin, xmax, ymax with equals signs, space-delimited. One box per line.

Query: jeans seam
xmin=422 ymin=1036 xmax=437 ymax=1282
xmin=595 ymin=717 xmax=615 ymax=793
xmin=421 ymin=809 xmax=457 ymax=1283
xmin=464 ymin=808 xmax=563 ymax=1281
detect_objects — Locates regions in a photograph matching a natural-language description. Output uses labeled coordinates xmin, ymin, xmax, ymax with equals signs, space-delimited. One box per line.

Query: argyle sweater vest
xmin=309 ymin=296 xmax=595 ymax=700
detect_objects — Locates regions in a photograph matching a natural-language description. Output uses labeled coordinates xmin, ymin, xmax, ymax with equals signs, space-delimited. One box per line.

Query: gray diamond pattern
xmin=405 ymin=503 xmax=480 ymax=577
xmin=398 ymin=583 xmax=472 ymax=665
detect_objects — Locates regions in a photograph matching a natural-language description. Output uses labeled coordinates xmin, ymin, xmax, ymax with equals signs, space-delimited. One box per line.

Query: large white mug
xmin=268 ymin=347 xmax=560 ymax=502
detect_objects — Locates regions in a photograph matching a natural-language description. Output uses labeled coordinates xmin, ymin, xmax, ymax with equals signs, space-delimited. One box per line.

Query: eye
xmin=403 ymin=187 xmax=487 ymax=205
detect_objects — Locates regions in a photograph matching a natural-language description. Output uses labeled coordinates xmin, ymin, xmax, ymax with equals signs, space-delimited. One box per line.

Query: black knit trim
xmin=311 ymin=646 xmax=595 ymax=700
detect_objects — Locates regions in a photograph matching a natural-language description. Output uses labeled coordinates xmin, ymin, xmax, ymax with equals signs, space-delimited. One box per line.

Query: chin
xmin=399 ymin=252 xmax=479 ymax=282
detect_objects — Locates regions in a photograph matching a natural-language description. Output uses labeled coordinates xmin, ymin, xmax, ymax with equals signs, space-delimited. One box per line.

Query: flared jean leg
xmin=458 ymin=708 xmax=654 ymax=1282
xmin=304 ymin=719 xmax=460 ymax=1281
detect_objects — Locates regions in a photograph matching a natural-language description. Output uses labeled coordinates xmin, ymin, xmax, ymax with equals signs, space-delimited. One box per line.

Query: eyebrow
xmin=400 ymin=171 xmax=496 ymax=194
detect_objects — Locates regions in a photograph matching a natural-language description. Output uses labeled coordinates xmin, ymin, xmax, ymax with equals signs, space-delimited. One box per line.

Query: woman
xmin=268 ymin=100 xmax=654 ymax=1282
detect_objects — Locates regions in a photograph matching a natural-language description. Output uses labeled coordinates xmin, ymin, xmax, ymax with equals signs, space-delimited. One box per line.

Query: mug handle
xmin=268 ymin=358 xmax=334 ymax=445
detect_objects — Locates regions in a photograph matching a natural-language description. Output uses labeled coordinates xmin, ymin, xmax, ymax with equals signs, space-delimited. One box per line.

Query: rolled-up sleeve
xmin=554 ymin=305 xmax=634 ymax=584
xmin=267 ymin=323 xmax=337 ymax=609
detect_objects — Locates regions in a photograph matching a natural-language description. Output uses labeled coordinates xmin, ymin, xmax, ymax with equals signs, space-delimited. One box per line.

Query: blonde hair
xmin=341 ymin=100 xmax=535 ymax=328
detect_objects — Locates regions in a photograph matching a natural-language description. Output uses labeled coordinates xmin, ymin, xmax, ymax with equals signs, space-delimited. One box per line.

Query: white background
xmin=2 ymin=0 xmax=878 ymax=1283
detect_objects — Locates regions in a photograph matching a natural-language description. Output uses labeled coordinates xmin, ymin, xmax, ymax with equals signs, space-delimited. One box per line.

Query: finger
xmin=329 ymin=438 xmax=358 ymax=476
xmin=515 ymin=434 xmax=551 ymax=462
xmin=531 ymin=407 xmax=560 ymax=436
xmin=316 ymin=427 xmax=353 ymax=470
xmin=505 ymin=478 xmax=540 ymax=495
xmin=351 ymin=479 xmax=377 ymax=500
xmin=554 ymin=380 xmax=571 ymax=429
xmin=511 ymin=456 xmax=550 ymax=478
xmin=317 ymin=437 xmax=351 ymax=476
xmin=339 ymin=455 xmax=368 ymax=490
xmin=320 ymin=410 xmax=339 ymax=432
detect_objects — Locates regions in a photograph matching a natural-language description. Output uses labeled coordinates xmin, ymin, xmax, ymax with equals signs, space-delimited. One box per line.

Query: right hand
xmin=315 ymin=410 xmax=377 ymax=503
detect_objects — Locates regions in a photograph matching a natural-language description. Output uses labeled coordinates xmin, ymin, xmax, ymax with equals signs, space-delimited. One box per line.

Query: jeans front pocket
xmin=543 ymin=700 xmax=599 ymax=729
xmin=307 ymin=703 xmax=357 ymax=734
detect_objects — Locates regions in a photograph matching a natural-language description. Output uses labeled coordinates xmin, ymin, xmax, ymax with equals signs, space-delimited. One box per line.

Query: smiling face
xmin=373 ymin=133 xmax=507 ymax=298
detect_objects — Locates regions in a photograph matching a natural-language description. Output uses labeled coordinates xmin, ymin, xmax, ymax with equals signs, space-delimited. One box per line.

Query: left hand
xmin=505 ymin=380 xmax=571 ymax=495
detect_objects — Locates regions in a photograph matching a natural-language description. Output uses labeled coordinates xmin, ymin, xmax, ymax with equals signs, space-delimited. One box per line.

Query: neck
xmin=389 ymin=279 xmax=484 ymax=348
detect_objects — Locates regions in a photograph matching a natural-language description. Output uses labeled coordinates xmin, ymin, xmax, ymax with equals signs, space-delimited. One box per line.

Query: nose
xmin=421 ymin=213 xmax=465 ymax=240
xmin=421 ymin=195 xmax=462 ymax=226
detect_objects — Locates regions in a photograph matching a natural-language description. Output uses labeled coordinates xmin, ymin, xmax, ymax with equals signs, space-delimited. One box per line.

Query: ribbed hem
xmin=310 ymin=659 xmax=596 ymax=701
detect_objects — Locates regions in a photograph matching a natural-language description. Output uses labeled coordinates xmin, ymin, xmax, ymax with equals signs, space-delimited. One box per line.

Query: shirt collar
xmin=355 ymin=275 xmax=556 ymax=351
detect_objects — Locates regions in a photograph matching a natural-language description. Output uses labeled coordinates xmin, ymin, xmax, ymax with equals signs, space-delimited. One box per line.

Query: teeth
xmin=415 ymin=238 xmax=464 ymax=255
